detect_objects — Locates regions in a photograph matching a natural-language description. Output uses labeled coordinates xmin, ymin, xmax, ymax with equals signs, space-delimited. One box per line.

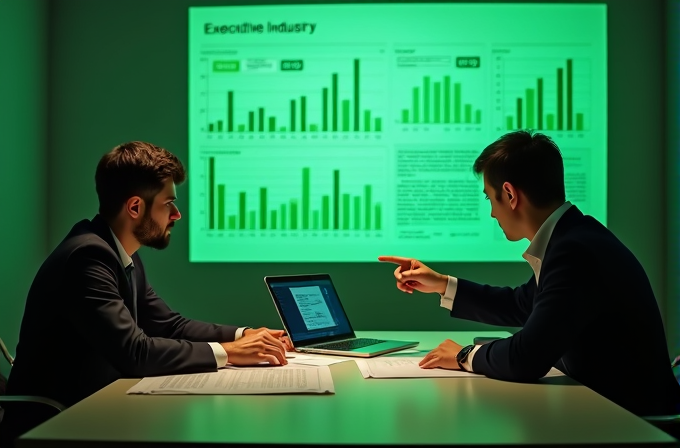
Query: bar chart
xmin=202 ymin=149 xmax=385 ymax=235
xmin=198 ymin=48 xmax=387 ymax=136
xmin=496 ymin=54 xmax=591 ymax=132
xmin=397 ymin=75 xmax=482 ymax=125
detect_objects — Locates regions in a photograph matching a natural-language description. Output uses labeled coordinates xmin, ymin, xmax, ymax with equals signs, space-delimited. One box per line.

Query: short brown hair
xmin=95 ymin=141 xmax=186 ymax=220
xmin=473 ymin=130 xmax=565 ymax=208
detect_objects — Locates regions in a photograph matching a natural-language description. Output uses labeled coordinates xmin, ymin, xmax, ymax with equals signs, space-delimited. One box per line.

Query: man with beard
xmin=2 ymin=142 xmax=290 ymax=443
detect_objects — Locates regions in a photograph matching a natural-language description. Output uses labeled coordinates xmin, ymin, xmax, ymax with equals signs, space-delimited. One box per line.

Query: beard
xmin=133 ymin=211 xmax=172 ymax=250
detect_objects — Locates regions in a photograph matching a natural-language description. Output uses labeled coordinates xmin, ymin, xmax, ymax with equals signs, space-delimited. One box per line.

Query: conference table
xmin=17 ymin=331 xmax=679 ymax=447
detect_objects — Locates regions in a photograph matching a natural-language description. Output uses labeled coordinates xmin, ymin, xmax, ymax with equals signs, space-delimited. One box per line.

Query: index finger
xmin=378 ymin=255 xmax=411 ymax=265
xmin=263 ymin=331 xmax=287 ymax=354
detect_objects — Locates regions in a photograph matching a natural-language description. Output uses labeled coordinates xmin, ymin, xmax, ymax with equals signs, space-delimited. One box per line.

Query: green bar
xmin=547 ymin=114 xmax=555 ymax=130
xmin=322 ymin=87 xmax=328 ymax=131
xmin=576 ymin=113 xmax=584 ymax=131
xmin=260 ymin=188 xmax=267 ymax=229
xmin=354 ymin=196 xmax=361 ymax=230
xmin=475 ymin=110 xmax=481 ymax=124
xmin=248 ymin=111 xmax=254 ymax=132
xmin=342 ymin=100 xmax=350 ymax=132
xmin=557 ymin=68 xmax=564 ymax=130
xmin=290 ymin=99 xmax=296 ymax=132
xmin=310 ymin=124 xmax=318 ymax=131
xmin=444 ymin=76 xmax=451 ymax=123
xmin=433 ymin=81 xmax=441 ymax=123
xmin=227 ymin=91 xmax=233 ymax=132
xmin=300 ymin=96 xmax=306 ymax=132
xmin=217 ymin=185 xmax=225 ymax=230
xmin=313 ymin=210 xmax=320 ymax=230
xmin=364 ymin=185 xmax=372 ymax=230
xmin=340 ymin=194 xmax=349 ymax=230
xmin=402 ymin=109 xmax=409 ymax=123
xmin=413 ymin=87 xmax=420 ymax=123
xmin=209 ymin=123 xmax=214 ymax=132
xmin=567 ymin=59 xmax=573 ymax=130
xmin=249 ymin=211 xmax=256 ymax=230
xmin=526 ymin=89 xmax=535 ymax=129
xmin=270 ymin=210 xmax=277 ymax=230
xmin=454 ymin=83 xmax=461 ymax=123
xmin=333 ymin=170 xmax=340 ymax=230
xmin=302 ymin=168 xmax=310 ymax=229
xmin=238 ymin=124 xmax=245 ymax=132
xmin=209 ymin=157 xmax=215 ymax=229
xmin=537 ymin=78 xmax=544 ymax=129
xmin=217 ymin=120 xmax=223 ymax=132
xmin=269 ymin=117 xmax=275 ymax=132
xmin=322 ymin=195 xmax=330 ymax=230
xmin=258 ymin=108 xmax=264 ymax=132
xmin=375 ymin=118 xmax=382 ymax=132
xmin=506 ymin=116 xmax=514 ymax=130
xmin=364 ymin=110 xmax=371 ymax=132
xmin=423 ymin=76 xmax=430 ymax=123
xmin=354 ymin=59 xmax=360 ymax=132
xmin=516 ymin=98 xmax=523 ymax=129
xmin=464 ymin=104 xmax=472 ymax=124
xmin=290 ymin=200 xmax=298 ymax=230
xmin=375 ymin=204 xmax=381 ymax=230
xmin=239 ymin=192 xmax=246 ymax=229
xmin=279 ymin=126 xmax=286 ymax=132
xmin=228 ymin=215 xmax=236 ymax=230
xmin=332 ymin=73 xmax=338 ymax=131
xmin=280 ymin=204 xmax=287 ymax=230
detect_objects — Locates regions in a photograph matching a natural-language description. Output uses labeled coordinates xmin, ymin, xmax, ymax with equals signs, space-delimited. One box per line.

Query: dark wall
xmin=3 ymin=0 xmax=670 ymax=349
xmin=0 ymin=0 xmax=48 ymax=364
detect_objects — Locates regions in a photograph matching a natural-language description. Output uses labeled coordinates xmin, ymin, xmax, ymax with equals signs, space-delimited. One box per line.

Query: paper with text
xmin=355 ymin=357 xmax=565 ymax=379
xmin=290 ymin=285 xmax=336 ymax=331
xmin=126 ymin=365 xmax=334 ymax=394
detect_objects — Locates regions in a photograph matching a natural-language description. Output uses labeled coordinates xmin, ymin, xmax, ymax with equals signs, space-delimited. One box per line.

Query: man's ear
xmin=126 ymin=197 xmax=143 ymax=219
xmin=502 ymin=182 xmax=518 ymax=210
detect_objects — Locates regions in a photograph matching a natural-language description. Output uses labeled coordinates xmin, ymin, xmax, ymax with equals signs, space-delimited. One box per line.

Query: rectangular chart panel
xmin=189 ymin=4 xmax=607 ymax=262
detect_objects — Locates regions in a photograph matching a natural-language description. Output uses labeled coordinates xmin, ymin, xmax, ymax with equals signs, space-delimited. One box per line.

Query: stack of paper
xmin=126 ymin=365 xmax=334 ymax=395
xmin=355 ymin=357 xmax=565 ymax=379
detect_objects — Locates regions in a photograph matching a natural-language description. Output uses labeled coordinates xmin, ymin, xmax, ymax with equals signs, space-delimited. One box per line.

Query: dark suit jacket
xmin=7 ymin=215 xmax=239 ymax=408
xmin=452 ymin=206 xmax=680 ymax=416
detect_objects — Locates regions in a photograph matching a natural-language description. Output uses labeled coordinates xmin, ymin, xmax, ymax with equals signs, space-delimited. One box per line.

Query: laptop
xmin=264 ymin=274 xmax=418 ymax=357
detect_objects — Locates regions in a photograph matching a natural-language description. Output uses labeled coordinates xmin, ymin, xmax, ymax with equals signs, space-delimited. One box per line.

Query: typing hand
xmin=378 ymin=255 xmax=448 ymax=295
xmin=222 ymin=328 xmax=287 ymax=366
xmin=244 ymin=327 xmax=293 ymax=351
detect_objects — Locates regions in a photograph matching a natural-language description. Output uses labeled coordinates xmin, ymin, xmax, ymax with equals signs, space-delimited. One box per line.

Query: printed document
xmin=355 ymin=357 xmax=565 ymax=379
xmin=127 ymin=365 xmax=334 ymax=395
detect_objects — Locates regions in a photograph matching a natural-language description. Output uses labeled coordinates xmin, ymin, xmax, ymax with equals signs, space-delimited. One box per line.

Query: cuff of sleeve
xmin=235 ymin=327 xmax=250 ymax=340
xmin=439 ymin=276 xmax=459 ymax=311
xmin=208 ymin=342 xmax=228 ymax=368
xmin=462 ymin=345 xmax=481 ymax=372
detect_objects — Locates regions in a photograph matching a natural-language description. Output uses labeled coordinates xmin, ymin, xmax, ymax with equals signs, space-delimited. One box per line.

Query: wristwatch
xmin=456 ymin=344 xmax=475 ymax=370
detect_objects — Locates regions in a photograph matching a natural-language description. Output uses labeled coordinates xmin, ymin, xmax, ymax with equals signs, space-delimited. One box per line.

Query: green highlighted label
xmin=456 ymin=56 xmax=480 ymax=68
xmin=213 ymin=60 xmax=240 ymax=72
xmin=281 ymin=60 xmax=304 ymax=71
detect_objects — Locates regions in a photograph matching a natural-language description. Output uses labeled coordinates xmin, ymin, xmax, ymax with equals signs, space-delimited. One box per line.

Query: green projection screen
xmin=188 ymin=3 xmax=607 ymax=262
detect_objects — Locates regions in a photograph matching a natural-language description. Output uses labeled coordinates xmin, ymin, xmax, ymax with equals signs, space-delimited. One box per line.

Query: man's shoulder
xmin=50 ymin=218 xmax=116 ymax=261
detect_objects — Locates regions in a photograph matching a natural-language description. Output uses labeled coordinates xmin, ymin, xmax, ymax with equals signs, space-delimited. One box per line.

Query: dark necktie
xmin=125 ymin=263 xmax=138 ymax=322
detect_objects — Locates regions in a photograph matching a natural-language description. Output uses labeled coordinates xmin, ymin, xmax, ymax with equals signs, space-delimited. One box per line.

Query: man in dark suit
xmin=2 ymin=142 xmax=289 ymax=443
xmin=379 ymin=130 xmax=680 ymax=417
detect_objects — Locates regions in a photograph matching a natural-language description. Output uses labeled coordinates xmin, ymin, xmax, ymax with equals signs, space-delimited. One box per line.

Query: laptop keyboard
xmin=313 ymin=338 xmax=386 ymax=351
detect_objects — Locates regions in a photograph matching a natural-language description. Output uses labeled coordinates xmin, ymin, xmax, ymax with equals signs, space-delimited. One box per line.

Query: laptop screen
xmin=266 ymin=275 xmax=354 ymax=345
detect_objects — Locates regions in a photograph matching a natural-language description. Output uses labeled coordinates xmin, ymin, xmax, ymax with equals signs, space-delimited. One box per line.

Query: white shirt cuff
xmin=208 ymin=342 xmax=228 ymax=368
xmin=439 ymin=276 xmax=459 ymax=311
xmin=235 ymin=327 xmax=249 ymax=340
xmin=462 ymin=345 xmax=481 ymax=372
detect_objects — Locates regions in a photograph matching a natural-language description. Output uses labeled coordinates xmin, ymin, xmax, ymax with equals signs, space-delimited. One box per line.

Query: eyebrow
xmin=166 ymin=196 xmax=177 ymax=201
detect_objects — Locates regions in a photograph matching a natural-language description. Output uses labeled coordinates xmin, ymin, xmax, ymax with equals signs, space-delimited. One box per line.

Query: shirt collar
xmin=109 ymin=228 xmax=134 ymax=268
xmin=523 ymin=201 xmax=572 ymax=263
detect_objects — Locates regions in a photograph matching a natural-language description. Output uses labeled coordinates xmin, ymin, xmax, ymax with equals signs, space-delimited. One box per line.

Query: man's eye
xmin=484 ymin=195 xmax=489 ymax=200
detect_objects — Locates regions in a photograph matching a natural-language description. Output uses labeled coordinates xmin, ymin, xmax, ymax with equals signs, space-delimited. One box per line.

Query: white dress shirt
xmin=109 ymin=229 xmax=246 ymax=367
xmin=439 ymin=202 xmax=573 ymax=371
